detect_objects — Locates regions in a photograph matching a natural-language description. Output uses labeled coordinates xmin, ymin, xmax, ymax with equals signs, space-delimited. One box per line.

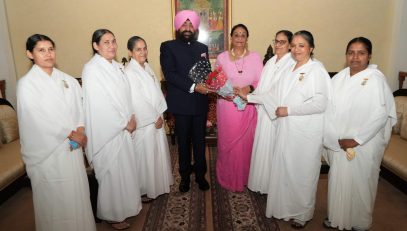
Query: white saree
xmin=324 ymin=65 xmax=397 ymax=230
xmin=17 ymin=65 xmax=95 ymax=231
xmin=247 ymin=53 xmax=295 ymax=194
xmin=265 ymin=59 xmax=332 ymax=222
xmin=125 ymin=59 xmax=173 ymax=199
xmin=82 ymin=54 xmax=141 ymax=221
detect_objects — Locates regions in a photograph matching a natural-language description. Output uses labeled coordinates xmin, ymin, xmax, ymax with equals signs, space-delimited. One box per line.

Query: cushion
xmin=400 ymin=111 xmax=407 ymax=140
xmin=394 ymin=96 xmax=407 ymax=135
xmin=383 ymin=134 xmax=407 ymax=182
xmin=0 ymin=140 xmax=24 ymax=190
xmin=0 ymin=105 xmax=19 ymax=143
xmin=393 ymin=111 xmax=403 ymax=134
xmin=0 ymin=117 xmax=19 ymax=143
xmin=0 ymin=104 xmax=16 ymax=119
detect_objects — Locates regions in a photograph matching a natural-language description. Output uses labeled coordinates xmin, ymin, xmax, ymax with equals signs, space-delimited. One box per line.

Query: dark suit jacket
xmin=160 ymin=39 xmax=210 ymax=115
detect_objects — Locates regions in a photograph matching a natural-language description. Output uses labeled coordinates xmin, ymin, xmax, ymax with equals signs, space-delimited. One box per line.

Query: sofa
xmin=0 ymin=80 xmax=25 ymax=201
xmin=382 ymin=95 xmax=407 ymax=186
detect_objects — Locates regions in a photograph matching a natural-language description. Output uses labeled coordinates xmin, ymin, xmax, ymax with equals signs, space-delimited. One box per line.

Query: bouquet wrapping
xmin=206 ymin=66 xmax=246 ymax=110
xmin=188 ymin=59 xmax=212 ymax=83
xmin=69 ymin=140 xmax=79 ymax=150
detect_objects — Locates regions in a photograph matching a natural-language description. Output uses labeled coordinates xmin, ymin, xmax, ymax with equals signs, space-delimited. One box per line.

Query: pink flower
xmin=205 ymin=66 xmax=227 ymax=90
xmin=206 ymin=120 xmax=213 ymax=128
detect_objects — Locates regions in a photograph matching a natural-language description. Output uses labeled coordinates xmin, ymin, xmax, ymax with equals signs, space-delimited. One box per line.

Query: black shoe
xmin=179 ymin=179 xmax=190 ymax=193
xmin=196 ymin=178 xmax=210 ymax=191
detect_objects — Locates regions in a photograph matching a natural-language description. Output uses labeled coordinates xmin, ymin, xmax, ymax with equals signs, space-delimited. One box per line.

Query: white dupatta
xmin=323 ymin=65 xmax=397 ymax=151
xmin=248 ymin=53 xmax=294 ymax=120
xmin=125 ymin=59 xmax=167 ymax=128
xmin=255 ymin=53 xmax=294 ymax=94
xmin=82 ymin=54 xmax=133 ymax=164
xmin=17 ymin=65 xmax=83 ymax=166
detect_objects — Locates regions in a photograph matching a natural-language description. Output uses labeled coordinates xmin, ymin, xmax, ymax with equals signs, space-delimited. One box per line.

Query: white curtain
xmin=388 ymin=0 xmax=407 ymax=90
xmin=0 ymin=0 xmax=17 ymax=106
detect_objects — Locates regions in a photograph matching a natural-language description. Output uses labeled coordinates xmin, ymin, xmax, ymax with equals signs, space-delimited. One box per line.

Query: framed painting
xmin=172 ymin=0 xmax=231 ymax=59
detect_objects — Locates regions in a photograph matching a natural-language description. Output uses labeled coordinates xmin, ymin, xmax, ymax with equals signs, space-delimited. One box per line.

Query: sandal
xmin=291 ymin=219 xmax=307 ymax=229
xmin=351 ymin=228 xmax=367 ymax=231
xmin=107 ymin=221 xmax=130 ymax=230
xmin=323 ymin=218 xmax=336 ymax=229
xmin=141 ymin=196 xmax=154 ymax=203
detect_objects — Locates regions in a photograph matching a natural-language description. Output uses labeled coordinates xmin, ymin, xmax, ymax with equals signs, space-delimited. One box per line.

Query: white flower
xmin=346 ymin=148 xmax=356 ymax=161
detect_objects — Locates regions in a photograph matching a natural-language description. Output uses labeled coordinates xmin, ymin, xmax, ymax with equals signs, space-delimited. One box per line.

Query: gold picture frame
xmin=172 ymin=0 xmax=231 ymax=59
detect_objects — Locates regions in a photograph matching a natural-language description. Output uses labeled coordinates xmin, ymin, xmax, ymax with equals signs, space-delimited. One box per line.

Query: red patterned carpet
xmin=142 ymin=143 xmax=206 ymax=231
xmin=142 ymin=142 xmax=279 ymax=231
xmin=208 ymin=146 xmax=279 ymax=231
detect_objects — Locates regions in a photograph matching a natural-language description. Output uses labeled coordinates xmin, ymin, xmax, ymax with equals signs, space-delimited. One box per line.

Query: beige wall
xmin=231 ymin=0 xmax=394 ymax=77
xmin=5 ymin=0 xmax=173 ymax=80
xmin=4 ymin=0 xmax=399 ymax=88
xmin=0 ymin=0 xmax=17 ymax=106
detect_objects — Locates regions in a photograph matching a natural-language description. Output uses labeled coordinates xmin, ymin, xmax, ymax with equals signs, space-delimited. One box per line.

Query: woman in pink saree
xmin=215 ymin=24 xmax=263 ymax=192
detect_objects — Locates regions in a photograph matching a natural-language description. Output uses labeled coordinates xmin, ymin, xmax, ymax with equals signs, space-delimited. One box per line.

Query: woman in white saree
xmin=264 ymin=30 xmax=332 ymax=229
xmin=125 ymin=36 xmax=173 ymax=201
xmin=17 ymin=34 xmax=95 ymax=231
xmin=237 ymin=30 xmax=295 ymax=194
xmin=82 ymin=29 xmax=141 ymax=230
xmin=323 ymin=37 xmax=397 ymax=231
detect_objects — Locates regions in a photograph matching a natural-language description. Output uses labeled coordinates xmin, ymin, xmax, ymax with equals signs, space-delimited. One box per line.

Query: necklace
xmin=231 ymin=48 xmax=246 ymax=58
xmin=231 ymin=48 xmax=246 ymax=74
xmin=234 ymin=58 xmax=245 ymax=74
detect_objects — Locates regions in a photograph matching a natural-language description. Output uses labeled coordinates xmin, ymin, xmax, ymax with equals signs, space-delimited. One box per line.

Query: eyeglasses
xmin=273 ymin=39 xmax=288 ymax=46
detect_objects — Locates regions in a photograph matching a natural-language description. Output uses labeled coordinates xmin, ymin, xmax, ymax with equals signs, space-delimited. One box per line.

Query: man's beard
xmin=176 ymin=30 xmax=197 ymax=42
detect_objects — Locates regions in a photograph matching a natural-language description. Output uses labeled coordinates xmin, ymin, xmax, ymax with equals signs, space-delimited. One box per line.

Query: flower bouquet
xmin=188 ymin=59 xmax=212 ymax=84
xmin=205 ymin=66 xmax=246 ymax=110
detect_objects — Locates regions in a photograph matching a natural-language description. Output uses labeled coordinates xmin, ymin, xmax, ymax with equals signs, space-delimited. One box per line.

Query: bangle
xmin=249 ymin=85 xmax=254 ymax=93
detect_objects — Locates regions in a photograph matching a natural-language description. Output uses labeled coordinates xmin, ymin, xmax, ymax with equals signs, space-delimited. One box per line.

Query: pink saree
xmin=215 ymin=51 xmax=263 ymax=191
